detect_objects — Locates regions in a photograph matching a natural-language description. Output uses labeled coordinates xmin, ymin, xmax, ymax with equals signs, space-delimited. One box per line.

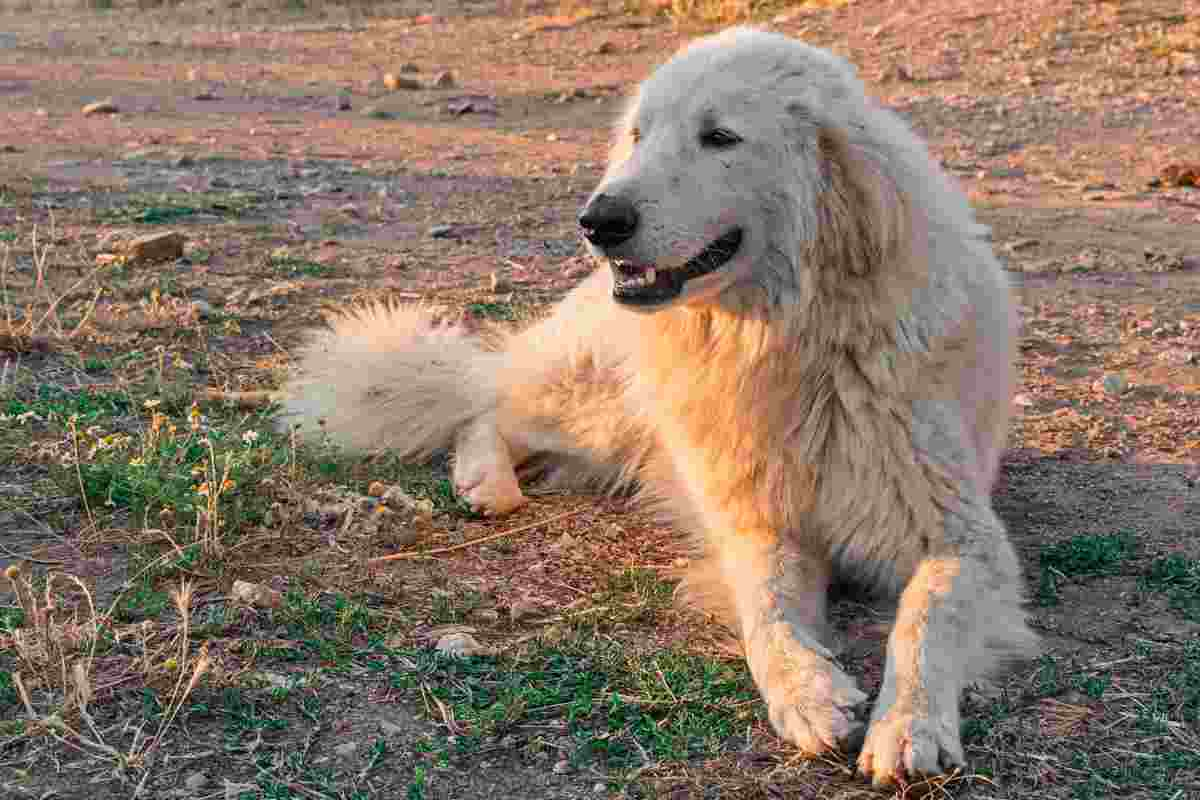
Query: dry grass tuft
xmin=2 ymin=564 xmax=212 ymax=784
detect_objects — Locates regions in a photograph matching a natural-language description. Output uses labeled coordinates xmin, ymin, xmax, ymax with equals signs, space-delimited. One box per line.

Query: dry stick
xmin=370 ymin=507 xmax=586 ymax=563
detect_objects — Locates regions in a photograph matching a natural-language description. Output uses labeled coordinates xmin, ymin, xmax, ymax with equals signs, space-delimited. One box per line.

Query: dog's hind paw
xmin=749 ymin=622 xmax=868 ymax=755
xmin=856 ymin=707 xmax=965 ymax=786
xmin=452 ymin=418 xmax=528 ymax=516
xmin=454 ymin=469 xmax=527 ymax=516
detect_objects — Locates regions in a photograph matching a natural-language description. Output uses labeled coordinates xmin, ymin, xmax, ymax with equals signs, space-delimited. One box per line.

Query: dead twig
xmin=370 ymin=507 xmax=586 ymax=563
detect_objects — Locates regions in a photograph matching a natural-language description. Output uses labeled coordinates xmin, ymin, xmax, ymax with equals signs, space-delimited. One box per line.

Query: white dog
xmin=283 ymin=27 xmax=1036 ymax=785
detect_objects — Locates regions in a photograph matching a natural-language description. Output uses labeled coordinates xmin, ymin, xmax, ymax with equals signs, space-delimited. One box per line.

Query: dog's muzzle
xmin=610 ymin=228 xmax=744 ymax=306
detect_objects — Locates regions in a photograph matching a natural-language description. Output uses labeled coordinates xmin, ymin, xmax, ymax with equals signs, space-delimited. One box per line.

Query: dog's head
xmin=579 ymin=27 xmax=915 ymax=313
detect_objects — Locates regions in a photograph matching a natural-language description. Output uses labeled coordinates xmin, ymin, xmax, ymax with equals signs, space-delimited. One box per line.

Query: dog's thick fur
xmin=281 ymin=28 xmax=1036 ymax=785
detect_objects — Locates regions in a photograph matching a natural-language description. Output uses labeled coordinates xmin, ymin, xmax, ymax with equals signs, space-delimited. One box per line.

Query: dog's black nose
xmin=578 ymin=194 xmax=639 ymax=248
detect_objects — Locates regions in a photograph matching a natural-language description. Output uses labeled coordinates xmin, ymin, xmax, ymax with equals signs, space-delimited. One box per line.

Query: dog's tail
xmin=278 ymin=303 xmax=505 ymax=458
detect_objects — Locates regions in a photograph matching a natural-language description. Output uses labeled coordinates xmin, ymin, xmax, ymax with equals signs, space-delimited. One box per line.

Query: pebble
xmin=383 ymin=73 xmax=421 ymax=91
xmin=335 ymin=93 xmax=352 ymax=111
xmin=82 ymin=98 xmax=119 ymax=116
xmin=127 ymin=231 xmax=185 ymax=263
xmin=435 ymin=631 xmax=490 ymax=658
xmin=429 ymin=224 xmax=455 ymax=238
xmin=432 ymin=70 xmax=456 ymax=88
xmin=1100 ymin=374 xmax=1128 ymax=396
xmin=184 ymin=772 xmax=209 ymax=791
xmin=508 ymin=599 xmax=542 ymax=623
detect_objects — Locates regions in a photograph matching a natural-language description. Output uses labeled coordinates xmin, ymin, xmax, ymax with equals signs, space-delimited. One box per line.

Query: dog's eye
xmin=700 ymin=128 xmax=741 ymax=149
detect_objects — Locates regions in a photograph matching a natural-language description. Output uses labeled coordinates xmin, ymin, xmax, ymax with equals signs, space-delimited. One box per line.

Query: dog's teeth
xmin=645 ymin=268 xmax=656 ymax=284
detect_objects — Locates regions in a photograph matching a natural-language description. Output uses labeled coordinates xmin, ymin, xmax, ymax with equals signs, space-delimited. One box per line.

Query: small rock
xmin=82 ymin=98 xmax=119 ymax=116
xmin=231 ymin=579 xmax=282 ymax=609
xmin=224 ymin=780 xmax=257 ymax=800
xmin=594 ymin=782 xmax=608 ymax=794
xmin=435 ymin=631 xmax=490 ymax=658
xmin=1099 ymin=374 xmax=1128 ymax=396
xmin=552 ymin=759 xmax=572 ymax=774
xmin=173 ymin=154 xmax=196 ymax=167
xmin=379 ymin=720 xmax=408 ymax=736
xmin=470 ymin=608 xmax=500 ymax=624
xmin=1003 ymin=237 xmax=1039 ymax=253
xmin=445 ymin=96 xmax=497 ymax=116
xmin=593 ymin=41 xmax=616 ymax=55
xmin=399 ymin=62 xmax=420 ymax=73
xmin=489 ymin=272 xmax=511 ymax=293
xmin=546 ymin=133 xmax=559 ymax=142
xmin=193 ymin=90 xmax=218 ymax=101
xmin=508 ymin=599 xmax=542 ymax=623
xmin=382 ymin=73 xmax=421 ymax=91
xmin=127 ymin=231 xmax=185 ymax=263
xmin=184 ymin=772 xmax=209 ymax=791
xmin=429 ymin=224 xmax=455 ymax=239
xmin=335 ymin=93 xmax=352 ymax=111
xmin=191 ymin=299 xmax=214 ymax=318
xmin=334 ymin=741 xmax=358 ymax=759
xmin=432 ymin=70 xmax=455 ymax=88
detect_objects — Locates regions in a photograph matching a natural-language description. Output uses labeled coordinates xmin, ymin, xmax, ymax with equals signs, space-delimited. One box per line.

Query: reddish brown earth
xmin=1 ymin=1 xmax=1199 ymax=798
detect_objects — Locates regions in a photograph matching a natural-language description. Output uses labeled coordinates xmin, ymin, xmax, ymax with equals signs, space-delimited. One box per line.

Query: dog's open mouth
xmin=611 ymin=228 xmax=743 ymax=306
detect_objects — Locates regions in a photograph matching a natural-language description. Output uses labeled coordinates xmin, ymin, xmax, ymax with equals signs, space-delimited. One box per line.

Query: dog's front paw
xmin=748 ymin=622 xmax=868 ymax=754
xmin=856 ymin=706 xmax=964 ymax=786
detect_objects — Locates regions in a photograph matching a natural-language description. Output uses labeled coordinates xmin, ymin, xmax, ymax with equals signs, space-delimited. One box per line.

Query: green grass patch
xmin=0 ymin=606 xmax=24 ymax=632
xmin=97 ymin=191 xmax=263 ymax=225
xmin=1144 ymin=554 xmax=1200 ymax=620
xmin=2 ymin=383 xmax=130 ymax=424
xmin=466 ymin=301 xmax=517 ymax=321
xmin=1037 ymin=532 xmax=1136 ymax=606
xmin=0 ymin=669 xmax=18 ymax=711
xmin=114 ymin=579 xmax=170 ymax=623
xmin=1040 ymin=532 xmax=1136 ymax=577
xmin=266 ymin=253 xmax=334 ymax=278
xmin=386 ymin=634 xmax=758 ymax=773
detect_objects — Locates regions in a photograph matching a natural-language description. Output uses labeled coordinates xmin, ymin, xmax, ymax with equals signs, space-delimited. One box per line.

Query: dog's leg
xmin=723 ymin=534 xmax=868 ymax=754
xmin=856 ymin=503 xmax=1025 ymax=785
xmin=452 ymin=412 xmax=530 ymax=515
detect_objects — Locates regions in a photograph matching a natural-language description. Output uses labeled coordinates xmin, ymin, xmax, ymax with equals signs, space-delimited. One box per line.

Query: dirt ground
xmin=1 ymin=0 xmax=1200 ymax=798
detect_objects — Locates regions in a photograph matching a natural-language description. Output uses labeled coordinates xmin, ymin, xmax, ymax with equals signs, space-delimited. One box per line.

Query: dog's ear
xmin=813 ymin=124 xmax=913 ymax=277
